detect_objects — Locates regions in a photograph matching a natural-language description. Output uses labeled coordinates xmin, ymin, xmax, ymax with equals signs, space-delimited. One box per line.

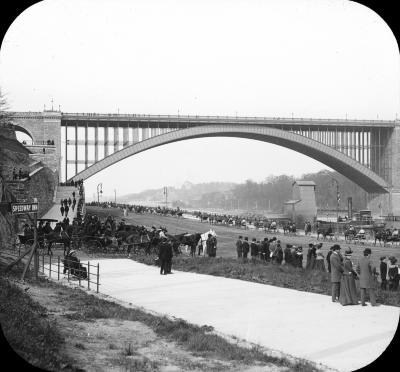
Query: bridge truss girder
xmin=69 ymin=124 xmax=389 ymax=194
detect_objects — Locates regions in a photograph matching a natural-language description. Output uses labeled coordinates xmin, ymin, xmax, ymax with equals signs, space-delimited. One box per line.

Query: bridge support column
xmin=368 ymin=122 xmax=400 ymax=217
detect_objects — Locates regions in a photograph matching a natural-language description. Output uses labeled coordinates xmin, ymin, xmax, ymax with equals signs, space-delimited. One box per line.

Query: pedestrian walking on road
xmin=236 ymin=236 xmax=243 ymax=259
xmin=60 ymin=205 xmax=64 ymax=216
xmin=339 ymin=249 xmax=359 ymax=306
xmin=68 ymin=197 xmax=72 ymax=206
xmin=356 ymin=248 xmax=379 ymax=306
xmin=330 ymin=245 xmax=344 ymax=302
xmin=158 ymin=237 xmax=169 ymax=275
xmin=64 ymin=204 xmax=69 ymax=217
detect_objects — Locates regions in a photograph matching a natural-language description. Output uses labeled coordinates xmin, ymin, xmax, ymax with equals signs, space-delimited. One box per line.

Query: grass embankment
xmin=0 ymin=261 xmax=321 ymax=372
xmin=132 ymin=255 xmax=400 ymax=307
xmin=0 ymin=275 xmax=79 ymax=371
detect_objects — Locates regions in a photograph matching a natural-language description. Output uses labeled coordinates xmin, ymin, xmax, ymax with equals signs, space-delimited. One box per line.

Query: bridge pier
xmin=368 ymin=122 xmax=400 ymax=217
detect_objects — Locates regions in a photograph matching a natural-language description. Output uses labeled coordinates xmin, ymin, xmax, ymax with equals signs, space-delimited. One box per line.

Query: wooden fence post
xmin=49 ymin=254 xmax=52 ymax=278
xmin=87 ymin=261 xmax=90 ymax=290
xmin=58 ymin=256 xmax=60 ymax=280
xmin=97 ymin=262 xmax=99 ymax=293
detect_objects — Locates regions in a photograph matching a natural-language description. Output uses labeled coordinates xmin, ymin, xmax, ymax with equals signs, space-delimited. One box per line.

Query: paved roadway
xmin=62 ymin=258 xmax=398 ymax=372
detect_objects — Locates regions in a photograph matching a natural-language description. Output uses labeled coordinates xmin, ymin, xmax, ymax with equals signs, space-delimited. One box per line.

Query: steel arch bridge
xmin=70 ymin=124 xmax=388 ymax=193
xmin=10 ymin=111 xmax=400 ymax=214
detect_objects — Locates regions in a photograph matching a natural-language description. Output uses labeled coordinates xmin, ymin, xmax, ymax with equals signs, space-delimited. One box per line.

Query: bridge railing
xmin=62 ymin=112 xmax=396 ymax=124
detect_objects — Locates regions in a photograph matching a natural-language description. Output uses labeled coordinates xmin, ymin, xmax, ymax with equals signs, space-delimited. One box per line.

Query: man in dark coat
xmin=250 ymin=238 xmax=259 ymax=260
xmin=260 ymin=238 xmax=270 ymax=262
xmin=379 ymin=256 xmax=388 ymax=290
xmin=357 ymin=248 xmax=378 ymax=306
xmin=242 ymin=237 xmax=250 ymax=260
xmin=206 ymin=234 xmax=217 ymax=257
xmin=64 ymin=204 xmax=69 ymax=217
xmin=330 ymin=245 xmax=344 ymax=302
xmin=284 ymin=244 xmax=292 ymax=266
xmin=158 ymin=237 xmax=172 ymax=275
xmin=236 ymin=236 xmax=243 ymax=259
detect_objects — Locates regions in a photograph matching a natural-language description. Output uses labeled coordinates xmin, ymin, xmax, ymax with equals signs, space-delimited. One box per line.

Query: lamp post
xmin=97 ymin=183 xmax=103 ymax=204
xmin=332 ymin=178 xmax=340 ymax=236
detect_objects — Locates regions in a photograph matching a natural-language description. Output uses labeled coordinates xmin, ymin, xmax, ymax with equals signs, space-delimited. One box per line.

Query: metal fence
xmin=38 ymin=251 xmax=100 ymax=293
xmin=1 ymin=246 xmax=100 ymax=293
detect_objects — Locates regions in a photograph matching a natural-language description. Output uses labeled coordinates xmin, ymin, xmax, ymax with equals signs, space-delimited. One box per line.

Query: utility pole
xmin=332 ymin=178 xmax=340 ymax=236
xmin=163 ymin=186 xmax=168 ymax=208
xmin=114 ymin=189 xmax=116 ymax=204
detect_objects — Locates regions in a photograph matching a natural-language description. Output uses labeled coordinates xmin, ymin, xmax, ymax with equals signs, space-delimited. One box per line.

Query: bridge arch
xmin=71 ymin=124 xmax=389 ymax=193
xmin=13 ymin=124 xmax=35 ymax=142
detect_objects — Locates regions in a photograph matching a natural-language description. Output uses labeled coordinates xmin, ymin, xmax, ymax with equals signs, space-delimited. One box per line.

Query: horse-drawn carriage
xmin=62 ymin=250 xmax=87 ymax=279
xmin=283 ymin=220 xmax=297 ymax=235
xmin=316 ymin=222 xmax=335 ymax=240
xmin=373 ymin=223 xmax=400 ymax=246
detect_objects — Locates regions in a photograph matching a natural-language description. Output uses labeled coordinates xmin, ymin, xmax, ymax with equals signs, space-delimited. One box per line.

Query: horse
xmin=317 ymin=225 xmax=334 ymax=240
xmin=267 ymin=221 xmax=277 ymax=233
xmin=283 ymin=222 xmax=296 ymax=235
xmin=198 ymin=229 xmax=217 ymax=256
xmin=45 ymin=230 xmax=71 ymax=255
xmin=344 ymin=227 xmax=356 ymax=242
xmin=374 ymin=228 xmax=387 ymax=246
xmin=385 ymin=229 xmax=400 ymax=246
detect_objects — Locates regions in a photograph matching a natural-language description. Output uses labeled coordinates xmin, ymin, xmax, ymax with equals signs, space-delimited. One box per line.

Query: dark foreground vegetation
xmin=132 ymin=255 xmax=400 ymax=307
xmin=0 ymin=261 xmax=321 ymax=372
xmin=0 ymin=275 xmax=79 ymax=371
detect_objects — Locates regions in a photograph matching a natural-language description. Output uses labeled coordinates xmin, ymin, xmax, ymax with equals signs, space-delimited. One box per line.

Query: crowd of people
xmin=59 ymin=179 xmax=84 ymax=188
xmin=234 ymin=235 xmax=400 ymax=304
xmin=12 ymin=167 xmax=30 ymax=180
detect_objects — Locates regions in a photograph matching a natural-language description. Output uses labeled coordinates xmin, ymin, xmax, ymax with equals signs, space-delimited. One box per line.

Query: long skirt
xmin=315 ymin=259 xmax=326 ymax=272
xmin=339 ymin=275 xmax=359 ymax=305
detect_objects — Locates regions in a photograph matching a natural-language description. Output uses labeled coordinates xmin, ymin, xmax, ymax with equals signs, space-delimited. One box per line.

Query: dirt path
xmin=10 ymin=279 xmax=287 ymax=372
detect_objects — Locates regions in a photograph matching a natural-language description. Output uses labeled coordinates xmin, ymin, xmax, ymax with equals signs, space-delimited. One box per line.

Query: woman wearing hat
xmin=339 ymin=249 xmax=359 ymax=306
xmin=314 ymin=244 xmax=326 ymax=272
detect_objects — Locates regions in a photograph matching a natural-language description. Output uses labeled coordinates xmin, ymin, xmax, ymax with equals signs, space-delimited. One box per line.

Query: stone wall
xmin=0 ymin=137 xmax=57 ymax=246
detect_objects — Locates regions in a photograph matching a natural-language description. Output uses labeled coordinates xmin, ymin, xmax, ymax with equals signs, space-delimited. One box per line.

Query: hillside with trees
xmin=118 ymin=170 xmax=369 ymax=212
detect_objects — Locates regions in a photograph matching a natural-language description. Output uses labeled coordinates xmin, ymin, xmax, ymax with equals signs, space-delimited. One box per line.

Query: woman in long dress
xmin=339 ymin=249 xmax=359 ymax=306
xmin=314 ymin=245 xmax=326 ymax=271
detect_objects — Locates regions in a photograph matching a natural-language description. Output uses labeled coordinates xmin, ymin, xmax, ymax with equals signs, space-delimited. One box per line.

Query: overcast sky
xmin=1 ymin=0 xmax=399 ymax=200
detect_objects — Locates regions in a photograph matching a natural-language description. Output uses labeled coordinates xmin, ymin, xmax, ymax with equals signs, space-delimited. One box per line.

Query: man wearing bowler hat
xmin=357 ymin=248 xmax=379 ymax=306
xmin=330 ymin=244 xmax=344 ymax=302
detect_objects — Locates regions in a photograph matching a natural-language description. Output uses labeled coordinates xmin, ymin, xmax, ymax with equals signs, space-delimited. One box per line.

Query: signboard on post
xmin=11 ymin=202 xmax=38 ymax=215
